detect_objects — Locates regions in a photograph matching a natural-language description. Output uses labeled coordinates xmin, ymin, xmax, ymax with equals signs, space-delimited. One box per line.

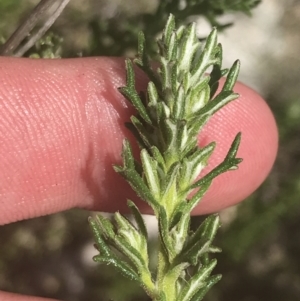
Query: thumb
xmin=0 ymin=57 xmax=278 ymax=225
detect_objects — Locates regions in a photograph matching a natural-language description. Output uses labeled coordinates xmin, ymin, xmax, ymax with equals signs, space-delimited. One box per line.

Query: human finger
xmin=0 ymin=57 xmax=277 ymax=224
xmin=0 ymin=290 xmax=59 ymax=301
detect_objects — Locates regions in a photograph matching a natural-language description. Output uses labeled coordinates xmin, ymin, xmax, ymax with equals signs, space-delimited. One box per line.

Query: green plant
xmin=89 ymin=14 xmax=242 ymax=301
xmin=3 ymin=2 xmax=300 ymax=301
xmin=89 ymin=0 xmax=261 ymax=57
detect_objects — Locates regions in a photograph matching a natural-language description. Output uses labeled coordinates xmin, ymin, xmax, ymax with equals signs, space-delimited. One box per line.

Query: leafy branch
xmin=89 ymin=0 xmax=260 ymax=56
xmin=90 ymin=14 xmax=242 ymax=301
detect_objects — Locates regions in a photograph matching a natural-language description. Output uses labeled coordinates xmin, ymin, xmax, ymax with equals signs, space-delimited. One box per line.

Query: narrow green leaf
xmin=203 ymin=214 xmax=220 ymax=242
xmin=188 ymin=114 xmax=210 ymax=138
xmin=137 ymin=31 xmax=145 ymax=58
xmin=184 ymin=180 xmax=212 ymax=214
xmin=178 ymin=22 xmax=198 ymax=72
xmin=176 ymin=24 xmax=185 ymax=40
xmin=198 ymin=90 xmax=239 ymax=118
xmin=114 ymin=212 xmax=136 ymax=233
xmin=158 ymin=206 xmax=174 ymax=260
xmin=116 ymin=167 xmax=160 ymax=211
xmin=208 ymin=43 xmax=224 ymax=97
xmin=225 ymin=132 xmax=242 ymax=159
xmin=148 ymin=81 xmax=159 ymax=106
xmin=173 ymin=85 xmax=185 ymax=119
xmin=170 ymin=61 xmax=178 ymax=95
xmin=141 ymin=148 xmax=161 ymax=198
xmin=124 ymin=58 xmax=135 ymax=88
xmin=95 ymin=214 xmax=115 ymax=240
xmin=193 ymin=84 xmax=210 ymax=112
xmin=222 ymin=59 xmax=240 ymax=92
xmin=161 ymin=118 xmax=177 ymax=154
xmin=189 ymin=275 xmax=222 ymax=301
xmin=178 ymin=259 xmax=217 ymax=301
xmin=119 ymin=87 xmax=152 ymax=124
xmin=90 ymin=215 xmax=146 ymax=282
xmin=178 ymin=214 xmax=220 ymax=265
xmin=159 ymin=291 xmax=167 ymax=301
xmin=179 ymin=142 xmax=215 ymax=192
xmin=128 ymin=200 xmax=148 ymax=240
xmin=161 ymin=262 xmax=188 ymax=301
xmin=191 ymin=161 xmax=229 ymax=188
xmin=159 ymin=57 xmax=171 ymax=90
xmin=163 ymin=14 xmax=176 ymax=45
xmin=176 ymin=120 xmax=188 ymax=154
xmin=169 ymin=212 xmax=190 ymax=255
xmin=130 ymin=116 xmax=153 ymax=149
xmin=161 ymin=162 xmax=180 ymax=201
xmin=115 ymin=236 xmax=146 ymax=267
xmin=161 ymin=101 xmax=171 ymax=118
xmin=150 ymin=146 xmax=165 ymax=168
xmin=122 ymin=139 xmax=135 ymax=169
xmin=88 ymin=217 xmax=111 ymax=257
xmin=124 ymin=121 xmax=147 ymax=151
xmin=134 ymin=33 xmax=160 ymax=88
xmin=183 ymin=71 xmax=191 ymax=94
xmin=169 ymin=202 xmax=187 ymax=230
xmin=209 ymin=246 xmax=222 ymax=253
xmin=191 ymin=133 xmax=242 ymax=189
xmin=94 ymin=256 xmax=140 ymax=283
xmin=119 ymin=59 xmax=152 ymax=124
xmin=167 ymin=31 xmax=177 ymax=61
xmin=188 ymin=214 xmax=220 ymax=249
xmin=191 ymin=28 xmax=218 ymax=85
xmin=188 ymin=79 xmax=210 ymax=115
xmin=180 ymin=239 xmax=211 ymax=266
xmin=221 ymin=68 xmax=229 ymax=76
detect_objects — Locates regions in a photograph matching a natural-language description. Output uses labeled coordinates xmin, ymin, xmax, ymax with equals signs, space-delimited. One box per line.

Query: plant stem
xmin=90 ymin=14 xmax=242 ymax=301
xmin=0 ymin=0 xmax=70 ymax=57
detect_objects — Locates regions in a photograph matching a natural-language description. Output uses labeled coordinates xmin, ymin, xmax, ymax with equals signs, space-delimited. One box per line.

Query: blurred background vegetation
xmin=0 ymin=0 xmax=300 ymax=300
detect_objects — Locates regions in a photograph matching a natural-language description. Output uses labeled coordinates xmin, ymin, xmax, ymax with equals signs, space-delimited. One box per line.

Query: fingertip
xmin=194 ymin=81 xmax=278 ymax=214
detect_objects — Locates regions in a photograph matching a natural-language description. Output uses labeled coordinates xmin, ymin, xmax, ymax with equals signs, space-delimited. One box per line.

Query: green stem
xmin=156 ymin=235 xmax=170 ymax=301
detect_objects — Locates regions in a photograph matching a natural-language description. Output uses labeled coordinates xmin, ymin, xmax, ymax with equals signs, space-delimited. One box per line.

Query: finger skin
xmin=0 ymin=57 xmax=278 ymax=226
xmin=196 ymin=82 xmax=278 ymax=214
xmin=0 ymin=291 xmax=59 ymax=301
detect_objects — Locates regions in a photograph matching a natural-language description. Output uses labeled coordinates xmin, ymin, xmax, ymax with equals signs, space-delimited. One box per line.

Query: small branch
xmin=15 ymin=0 xmax=71 ymax=57
xmin=0 ymin=0 xmax=70 ymax=57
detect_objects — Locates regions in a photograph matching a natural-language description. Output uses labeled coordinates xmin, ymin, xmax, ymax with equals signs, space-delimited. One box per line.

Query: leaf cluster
xmin=28 ymin=32 xmax=63 ymax=58
xmin=90 ymin=14 xmax=242 ymax=301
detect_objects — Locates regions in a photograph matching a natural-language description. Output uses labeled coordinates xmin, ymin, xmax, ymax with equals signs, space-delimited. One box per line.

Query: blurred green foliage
xmin=1 ymin=0 xmax=300 ymax=301
xmin=86 ymin=0 xmax=260 ymax=56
